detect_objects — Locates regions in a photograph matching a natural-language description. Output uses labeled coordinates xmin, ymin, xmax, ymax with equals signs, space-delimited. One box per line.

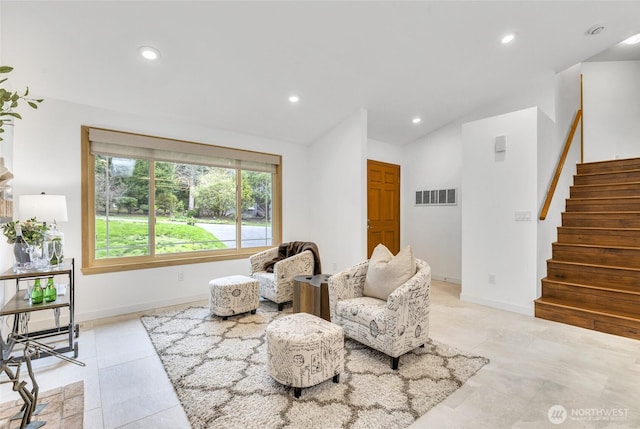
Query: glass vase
xmin=45 ymin=227 xmax=64 ymax=267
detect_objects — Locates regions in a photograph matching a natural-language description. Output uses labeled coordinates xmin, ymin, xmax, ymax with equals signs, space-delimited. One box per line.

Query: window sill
xmin=81 ymin=248 xmax=270 ymax=275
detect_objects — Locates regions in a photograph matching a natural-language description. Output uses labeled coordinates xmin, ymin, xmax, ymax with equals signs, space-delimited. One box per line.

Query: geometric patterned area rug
xmin=141 ymin=302 xmax=489 ymax=429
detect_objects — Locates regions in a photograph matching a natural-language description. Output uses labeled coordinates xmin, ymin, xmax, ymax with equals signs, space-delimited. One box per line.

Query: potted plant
xmin=3 ymin=217 xmax=48 ymax=269
xmin=2 ymin=218 xmax=48 ymax=245
xmin=0 ymin=66 xmax=43 ymax=141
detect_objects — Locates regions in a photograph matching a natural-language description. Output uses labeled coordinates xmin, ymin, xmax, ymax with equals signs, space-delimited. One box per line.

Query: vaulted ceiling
xmin=2 ymin=1 xmax=640 ymax=145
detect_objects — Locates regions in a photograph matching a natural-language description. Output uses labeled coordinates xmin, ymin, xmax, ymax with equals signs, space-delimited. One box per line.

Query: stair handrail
xmin=539 ymin=108 xmax=582 ymax=220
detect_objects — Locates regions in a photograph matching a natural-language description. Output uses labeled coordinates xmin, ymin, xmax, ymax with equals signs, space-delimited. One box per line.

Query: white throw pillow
xmin=363 ymin=244 xmax=416 ymax=300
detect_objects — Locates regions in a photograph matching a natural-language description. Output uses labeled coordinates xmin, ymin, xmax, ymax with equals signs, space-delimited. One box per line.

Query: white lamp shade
xmin=18 ymin=194 xmax=68 ymax=223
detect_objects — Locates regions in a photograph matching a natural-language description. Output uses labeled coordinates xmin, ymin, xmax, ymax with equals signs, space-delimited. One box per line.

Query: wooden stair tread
xmin=541 ymin=278 xmax=640 ymax=296
xmin=578 ymin=157 xmax=640 ymax=170
xmin=564 ymin=198 xmax=640 ymax=212
xmin=576 ymin=168 xmax=640 ymax=177
xmin=571 ymin=181 xmax=640 ymax=188
xmin=552 ymin=241 xmax=640 ymax=251
xmin=557 ymin=226 xmax=640 ymax=233
xmin=561 ymin=212 xmax=640 ymax=226
xmin=558 ymin=226 xmax=640 ymax=231
xmin=548 ymin=258 xmax=640 ymax=271
xmin=573 ymin=170 xmax=640 ymax=186
xmin=535 ymin=297 xmax=640 ymax=322
xmin=569 ymin=183 xmax=640 ymax=198
xmin=568 ymin=196 xmax=640 ymax=202
xmin=580 ymin=157 xmax=640 ymax=164
xmin=563 ymin=210 xmax=640 ymax=214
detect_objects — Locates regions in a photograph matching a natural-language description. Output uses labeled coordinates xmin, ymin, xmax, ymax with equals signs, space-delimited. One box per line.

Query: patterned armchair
xmin=249 ymin=247 xmax=315 ymax=310
xmin=328 ymin=258 xmax=431 ymax=369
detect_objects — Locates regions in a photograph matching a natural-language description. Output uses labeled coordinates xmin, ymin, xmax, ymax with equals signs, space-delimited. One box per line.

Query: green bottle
xmin=44 ymin=277 xmax=57 ymax=302
xmin=31 ymin=279 xmax=44 ymax=304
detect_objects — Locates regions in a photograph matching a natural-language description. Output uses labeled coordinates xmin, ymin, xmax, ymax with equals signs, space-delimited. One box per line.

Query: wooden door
xmin=367 ymin=160 xmax=400 ymax=257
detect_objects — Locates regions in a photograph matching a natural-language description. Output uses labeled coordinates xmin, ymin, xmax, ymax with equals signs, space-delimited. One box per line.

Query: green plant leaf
xmin=0 ymin=66 xmax=44 ymax=127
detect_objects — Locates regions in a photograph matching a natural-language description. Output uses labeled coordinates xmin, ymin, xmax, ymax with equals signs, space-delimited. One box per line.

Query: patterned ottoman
xmin=266 ymin=312 xmax=344 ymax=398
xmin=208 ymin=275 xmax=260 ymax=320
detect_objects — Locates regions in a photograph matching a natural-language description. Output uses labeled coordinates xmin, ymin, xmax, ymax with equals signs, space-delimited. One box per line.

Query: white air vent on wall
xmin=415 ymin=188 xmax=457 ymax=206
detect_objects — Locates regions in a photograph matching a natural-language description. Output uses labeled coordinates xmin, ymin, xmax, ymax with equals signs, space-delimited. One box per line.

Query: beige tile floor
xmin=1 ymin=280 xmax=639 ymax=428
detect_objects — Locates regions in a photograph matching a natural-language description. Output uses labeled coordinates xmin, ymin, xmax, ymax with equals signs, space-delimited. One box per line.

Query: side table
xmin=293 ymin=274 xmax=332 ymax=321
xmin=0 ymin=259 xmax=79 ymax=364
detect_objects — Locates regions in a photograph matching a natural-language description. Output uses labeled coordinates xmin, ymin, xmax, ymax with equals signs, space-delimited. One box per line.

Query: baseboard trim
xmin=76 ymin=293 xmax=209 ymax=323
xmin=460 ymin=293 xmax=534 ymax=316
xmin=431 ymin=274 xmax=462 ymax=285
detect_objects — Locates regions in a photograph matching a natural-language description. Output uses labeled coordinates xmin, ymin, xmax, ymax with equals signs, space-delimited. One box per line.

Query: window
xmin=81 ymin=126 xmax=281 ymax=274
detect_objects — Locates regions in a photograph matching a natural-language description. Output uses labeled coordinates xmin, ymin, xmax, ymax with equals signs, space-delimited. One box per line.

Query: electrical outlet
xmin=488 ymin=273 xmax=496 ymax=285
xmin=178 ymin=271 xmax=184 ymax=281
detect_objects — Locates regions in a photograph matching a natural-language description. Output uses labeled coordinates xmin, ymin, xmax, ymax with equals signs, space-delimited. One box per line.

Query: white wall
xmin=6 ymin=98 xmax=312 ymax=323
xmin=367 ymin=138 xmax=402 ymax=166
xmin=535 ymin=109 xmax=562 ymax=293
xmin=461 ymin=107 xmax=540 ymax=315
xmin=536 ymin=64 xmax=582 ymax=290
xmin=582 ymin=61 xmax=640 ymax=161
xmin=402 ymin=74 xmax=555 ymax=285
xmin=309 ymin=109 xmax=368 ymax=273
xmin=402 ymin=125 xmax=462 ymax=283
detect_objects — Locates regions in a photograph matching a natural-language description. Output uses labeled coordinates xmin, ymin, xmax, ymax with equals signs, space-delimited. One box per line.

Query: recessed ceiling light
xmin=412 ymin=117 xmax=422 ymax=124
xmin=138 ymin=46 xmax=160 ymax=60
xmin=288 ymin=95 xmax=300 ymax=103
xmin=586 ymin=25 xmax=605 ymax=36
xmin=500 ymin=33 xmax=516 ymax=44
xmin=621 ymin=33 xmax=640 ymax=45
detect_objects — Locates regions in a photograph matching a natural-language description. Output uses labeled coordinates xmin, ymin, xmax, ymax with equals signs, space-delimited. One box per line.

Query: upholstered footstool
xmin=208 ymin=275 xmax=260 ymax=320
xmin=266 ymin=312 xmax=344 ymax=398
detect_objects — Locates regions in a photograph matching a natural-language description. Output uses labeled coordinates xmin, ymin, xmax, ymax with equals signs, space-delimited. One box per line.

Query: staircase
xmin=535 ymin=157 xmax=640 ymax=340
